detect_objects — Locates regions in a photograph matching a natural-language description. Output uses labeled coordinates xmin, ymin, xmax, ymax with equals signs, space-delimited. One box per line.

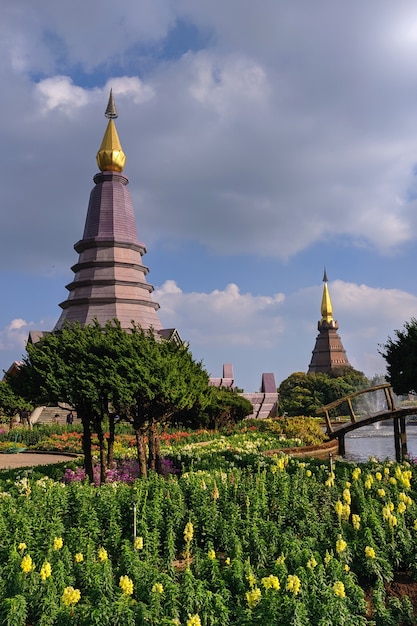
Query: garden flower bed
xmin=0 ymin=452 xmax=416 ymax=624
xmin=0 ymin=419 xmax=416 ymax=624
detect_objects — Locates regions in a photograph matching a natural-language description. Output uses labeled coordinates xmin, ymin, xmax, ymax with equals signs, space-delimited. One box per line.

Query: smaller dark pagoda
xmin=307 ymin=270 xmax=350 ymax=374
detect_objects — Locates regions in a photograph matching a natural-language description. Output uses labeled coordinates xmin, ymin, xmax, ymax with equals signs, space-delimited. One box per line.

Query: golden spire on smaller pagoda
xmin=96 ymin=90 xmax=126 ymax=173
xmin=320 ymin=268 xmax=334 ymax=323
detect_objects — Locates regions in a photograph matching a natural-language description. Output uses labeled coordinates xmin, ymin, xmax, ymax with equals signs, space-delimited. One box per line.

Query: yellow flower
xmin=384 ymin=467 xmax=390 ymax=476
xmin=365 ymin=475 xmax=373 ymax=489
xmin=345 ymin=481 xmax=351 ymax=488
xmin=324 ymin=550 xmax=333 ymax=565
xmin=333 ymin=581 xmax=346 ymax=598
xmin=352 ymin=467 xmax=361 ymax=480
xmin=207 ymin=549 xmax=216 ymax=560
xmin=344 ymin=564 xmax=350 ymax=572
xmin=352 ymin=514 xmax=361 ymax=530
xmin=365 ymin=546 xmax=376 ymax=559
xmin=18 ymin=542 xmax=27 ymax=552
xmin=389 ymin=477 xmax=397 ymax=485
xmin=275 ymin=456 xmax=286 ymax=471
xmin=62 ymin=586 xmax=81 ymax=606
xmin=336 ymin=537 xmax=347 ymax=554
xmin=325 ymin=472 xmax=335 ymax=487
xmin=246 ymin=587 xmax=262 ymax=608
xmin=74 ymin=553 xmax=84 ymax=563
xmin=20 ymin=554 xmax=33 ymax=573
xmin=212 ymin=486 xmax=219 ymax=500
xmin=307 ymin=556 xmax=317 ymax=570
xmin=306 ymin=469 xmax=312 ymax=477
xmin=276 ymin=554 xmax=286 ymax=565
xmin=341 ymin=504 xmax=351 ymax=521
xmin=398 ymin=502 xmax=407 ymax=515
xmin=286 ymin=575 xmax=301 ymax=595
xmin=152 ymin=582 xmax=164 ymax=594
xmin=343 ymin=489 xmax=351 ymax=505
xmin=225 ymin=557 xmax=231 ymax=565
xmin=388 ymin=515 xmax=398 ymax=528
xmin=40 ymin=561 xmax=51 ymax=581
xmin=399 ymin=492 xmax=412 ymax=506
xmin=378 ymin=489 xmax=386 ymax=498
xmin=187 ymin=615 xmax=202 ymax=626
xmin=262 ymin=575 xmax=280 ymax=590
xmin=375 ymin=472 xmax=382 ymax=481
xmin=184 ymin=522 xmax=194 ymax=543
xmin=335 ymin=500 xmax=343 ymax=517
xmin=97 ymin=547 xmax=108 ymax=562
xmin=134 ymin=536 xmax=143 ymax=550
xmin=119 ymin=575 xmax=134 ymax=595
xmin=53 ymin=537 xmax=63 ymax=551
xmin=247 ymin=572 xmax=257 ymax=588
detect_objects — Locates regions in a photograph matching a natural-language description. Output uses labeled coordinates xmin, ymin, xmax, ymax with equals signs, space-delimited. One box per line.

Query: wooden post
xmin=400 ymin=416 xmax=407 ymax=461
xmin=393 ymin=417 xmax=401 ymax=462
xmin=338 ymin=433 xmax=345 ymax=456
xmin=346 ymin=398 xmax=356 ymax=423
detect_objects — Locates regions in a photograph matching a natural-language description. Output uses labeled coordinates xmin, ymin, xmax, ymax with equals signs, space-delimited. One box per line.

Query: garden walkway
xmin=0 ymin=452 xmax=76 ymax=470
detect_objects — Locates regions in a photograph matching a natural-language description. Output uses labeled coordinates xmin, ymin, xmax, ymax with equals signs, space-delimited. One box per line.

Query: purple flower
xmin=62 ymin=457 xmax=179 ymax=485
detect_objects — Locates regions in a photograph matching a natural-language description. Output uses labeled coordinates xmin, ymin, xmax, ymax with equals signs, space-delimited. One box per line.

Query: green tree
xmin=8 ymin=320 xmax=211 ymax=482
xmin=0 ymin=380 xmax=32 ymax=426
xmin=278 ymin=368 xmax=369 ymax=417
xmin=175 ymin=387 xmax=253 ymax=430
xmin=114 ymin=327 xmax=212 ymax=476
xmin=379 ymin=318 xmax=417 ymax=396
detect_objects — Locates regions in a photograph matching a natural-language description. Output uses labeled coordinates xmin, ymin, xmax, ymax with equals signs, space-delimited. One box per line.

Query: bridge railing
xmin=316 ymin=384 xmax=396 ymax=434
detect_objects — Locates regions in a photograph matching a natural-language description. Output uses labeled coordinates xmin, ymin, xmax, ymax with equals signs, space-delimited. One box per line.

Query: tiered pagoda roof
xmin=307 ymin=270 xmax=350 ymax=374
xmin=54 ymin=91 xmax=164 ymax=332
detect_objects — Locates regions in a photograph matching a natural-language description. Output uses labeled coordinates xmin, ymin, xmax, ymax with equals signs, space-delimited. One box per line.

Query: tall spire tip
xmin=105 ymin=89 xmax=118 ymax=119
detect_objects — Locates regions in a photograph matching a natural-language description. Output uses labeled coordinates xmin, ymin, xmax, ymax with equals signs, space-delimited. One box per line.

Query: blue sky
xmin=2 ymin=1 xmax=417 ymax=391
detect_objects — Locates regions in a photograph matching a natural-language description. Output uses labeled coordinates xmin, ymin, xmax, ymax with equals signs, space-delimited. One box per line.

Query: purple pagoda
xmin=52 ymin=91 xmax=174 ymax=338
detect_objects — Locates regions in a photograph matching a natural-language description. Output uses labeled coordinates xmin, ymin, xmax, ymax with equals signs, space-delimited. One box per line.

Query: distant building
xmin=210 ymin=365 xmax=279 ymax=419
xmin=308 ymin=270 xmax=350 ymax=374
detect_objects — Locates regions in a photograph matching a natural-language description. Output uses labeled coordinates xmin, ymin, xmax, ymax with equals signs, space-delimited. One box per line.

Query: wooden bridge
xmin=316 ymin=384 xmax=417 ymax=462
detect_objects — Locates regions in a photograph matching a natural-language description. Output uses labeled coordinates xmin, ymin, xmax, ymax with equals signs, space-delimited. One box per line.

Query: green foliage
xmin=380 ymin=318 xmax=417 ymax=396
xmin=278 ymin=369 xmax=369 ymax=417
xmin=0 ymin=457 xmax=416 ymax=624
xmin=176 ymin=387 xmax=253 ymax=429
xmin=7 ymin=320 xmax=212 ymax=481
xmin=0 ymin=381 xmax=31 ymax=419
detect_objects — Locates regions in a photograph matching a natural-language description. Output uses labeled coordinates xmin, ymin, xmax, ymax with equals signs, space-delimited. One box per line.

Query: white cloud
xmin=153 ymin=279 xmax=417 ymax=389
xmin=36 ymin=77 xmax=90 ymax=115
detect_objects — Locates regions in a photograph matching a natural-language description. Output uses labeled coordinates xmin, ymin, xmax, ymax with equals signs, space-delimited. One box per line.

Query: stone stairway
xmin=31 ymin=406 xmax=79 ymax=426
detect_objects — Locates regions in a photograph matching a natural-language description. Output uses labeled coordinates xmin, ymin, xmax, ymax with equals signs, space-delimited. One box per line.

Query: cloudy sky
xmin=2 ymin=1 xmax=417 ymax=391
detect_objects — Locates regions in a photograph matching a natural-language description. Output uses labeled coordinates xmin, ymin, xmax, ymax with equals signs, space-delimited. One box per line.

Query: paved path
xmin=0 ymin=452 xmax=76 ymax=470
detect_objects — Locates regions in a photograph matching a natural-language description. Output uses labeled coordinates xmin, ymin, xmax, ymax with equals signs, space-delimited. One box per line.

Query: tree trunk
xmin=155 ymin=424 xmax=162 ymax=475
xmin=96 ymin=418 xmax=107 ymax=485
xmin=148 ymin=421 xmax=157 ymax=472
xmin=107 ymin=414 xmax=115 ymax=469
xmin=80 ymin=413 xmax=94 ymax=483
xmin=135 ymin=427 xmax=147 ymax=477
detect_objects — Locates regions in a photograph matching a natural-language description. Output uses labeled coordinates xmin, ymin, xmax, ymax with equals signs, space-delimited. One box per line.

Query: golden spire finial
xmin=321 ymin=268 xmax=333 ymax=323
xmin=96 ymin=90 xmax=126 ymax=172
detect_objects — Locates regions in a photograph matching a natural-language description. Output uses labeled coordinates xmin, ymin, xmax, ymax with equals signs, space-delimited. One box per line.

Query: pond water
xmin=343 ymin=420 xmax=417 ymax=463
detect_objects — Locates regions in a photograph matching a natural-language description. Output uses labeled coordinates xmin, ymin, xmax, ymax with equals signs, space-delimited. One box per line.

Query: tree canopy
xmin=278 ymin=368 xmax=369 ymax=417
xmin=379 ymin=318 xmax=417 ymax=396
xmin=175 ymin=386 xmax=253 ymax=430
xmin=8 ymin=320 xmax=212 ymax=481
